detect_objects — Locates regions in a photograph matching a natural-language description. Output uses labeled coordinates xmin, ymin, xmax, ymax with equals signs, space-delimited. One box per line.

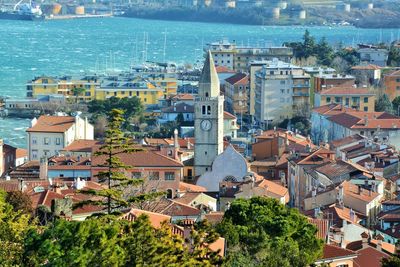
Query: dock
xmin=45 ymin=13 xmax=113 ymax=20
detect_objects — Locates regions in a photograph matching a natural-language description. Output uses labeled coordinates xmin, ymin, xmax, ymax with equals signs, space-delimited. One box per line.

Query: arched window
xmin=224 ymin=176 xmax=237 ymax=182
xmin=205 ymin=92 xmax=209 ymax=97
xmin=166 ymin=189 xmax=173 ymax=199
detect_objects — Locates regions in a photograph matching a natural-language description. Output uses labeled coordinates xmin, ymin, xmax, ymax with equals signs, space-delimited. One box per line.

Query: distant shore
xmin=122 ymin=7 xmax=400 ymax=29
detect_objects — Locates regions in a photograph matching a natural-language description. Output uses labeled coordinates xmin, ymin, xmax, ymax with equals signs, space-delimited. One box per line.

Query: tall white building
xmin=194 ymin=51 xmax=224 ymax=176
xmin=254 ymin=60 xmax=310 ymax=129
xmin=27 ymin=115 xmax=94 ymax=161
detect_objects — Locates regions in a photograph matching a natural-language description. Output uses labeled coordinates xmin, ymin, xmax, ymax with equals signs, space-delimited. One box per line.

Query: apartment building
xmin=206 ymin=39 xmax=293 ymax=72
xmin=26 ymin=115 xmax=94 ymax=161
xmin=314 ymin=74 xmax=356 ymax=93
xmin=224 ymin=73 xmax=249 ymax=115
xmin=383 ymin=70 xmax=400 ymax=101
xmin=314 ymin=87 xmax=375 ymax=112
xmin=254 ymin=60 xmax=310 ymax=128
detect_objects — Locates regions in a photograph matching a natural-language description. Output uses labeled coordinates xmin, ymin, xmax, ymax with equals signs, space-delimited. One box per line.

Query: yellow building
xmin=314 ymin=87 xmax=375 ymax=112
xmin=27 ymin=73 xmax=178 ymax=106
xmin=27 ymin=75 xmax=99 ymax=102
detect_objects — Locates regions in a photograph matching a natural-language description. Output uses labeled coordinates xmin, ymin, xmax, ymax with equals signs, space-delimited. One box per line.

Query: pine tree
xmin=77 ymin=109 xmax=161 ymax=214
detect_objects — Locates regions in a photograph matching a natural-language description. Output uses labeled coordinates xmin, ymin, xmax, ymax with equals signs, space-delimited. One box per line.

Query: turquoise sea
xmin=0 ymin=17 xmax=399 ymax=148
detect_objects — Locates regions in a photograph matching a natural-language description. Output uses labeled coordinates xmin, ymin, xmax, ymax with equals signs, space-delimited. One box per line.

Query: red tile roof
xmin=320 ymin=244 xmax=358 ymax=261
xmin=16 ymin=148 xmax=28 ymax=159
xmin=223 ymin=111 xmax=236 ymax=119
xmin=63 ymin=140 xmax=100 ymax=153
xmin=342 ymin=180 xmax=380 ymax=204
xmin=330 ymin=134 xmax=365 ymax=147
xmin=92 ymin=147 xmax=183 ymax=168
xmin=312 ymin=104 xmax=356 ymax=116
xmin=225 ymin=73 xmax=248 ymax=85
xmin=179 ymin=182 xmax=206 ymax=192
xmin=319 ymin=87 xmax=373 ymax=96
xmin=27 ymin=116 xmax=76 ymax=133
xmin=121 ymin=208 xmax=171 ymax=228
xmin=328 ymin=111 xmax=400 ymax=129
xmin=307 ymin=218 xmax=329 ymax=240
xmin=351 ymin=64 xmax=381 ymax=70
xmin=353 ymin=247 xmax=390 ymax=267
xmin=215 ymin=66 xmax=235 ymax=73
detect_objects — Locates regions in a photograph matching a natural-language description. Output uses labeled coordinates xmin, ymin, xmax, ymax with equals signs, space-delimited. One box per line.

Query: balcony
xmin=293 ymin=83 xmax=310 ymax=88
xmin=292 ymin=92 xmax=310 ymax=97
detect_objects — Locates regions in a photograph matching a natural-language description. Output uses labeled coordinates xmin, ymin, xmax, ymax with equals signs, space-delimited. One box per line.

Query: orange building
xmin=383 ymin=70 xmax=400 ymax=101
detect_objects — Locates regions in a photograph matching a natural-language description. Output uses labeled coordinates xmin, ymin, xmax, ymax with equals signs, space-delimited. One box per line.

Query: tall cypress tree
xmin=77 ymin=108 xmax=160 ymax=214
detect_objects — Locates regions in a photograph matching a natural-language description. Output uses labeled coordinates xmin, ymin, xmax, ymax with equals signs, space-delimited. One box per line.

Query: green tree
xmin=71 ymin=87 xmax=86 ymax=104
xmin=24 ymin=214 xmax=222 ymax=266
xmin=77 ymin=109 xmax=159 ymax=214
xmin=88 ymin=97 xmax=143 ymax=126
xmin=382 ymin=253 xmax=400 ymax=267
xmin=303 ymin=29 xmax=317 ymax=59
xmin=392 ymin=96 xmax=400 ymax=115
xmin=0 ymin=189 xmax=33 ymax=266
xmin=317 ymin=37 xmax=334 ymax=66
xmin=375 ymin=93 xmax=394 ymax=114
xmin=388 ymin=46 xmax=400 ymax=67
xmin=6 ymin=191 xmax=33 ymax=214
xmin=218 ymin=197 xmax=323 ymax=267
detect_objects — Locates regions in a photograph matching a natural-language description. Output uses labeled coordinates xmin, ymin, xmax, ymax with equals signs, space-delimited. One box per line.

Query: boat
xmin=0 ymin=0 xmax=45 ymax=21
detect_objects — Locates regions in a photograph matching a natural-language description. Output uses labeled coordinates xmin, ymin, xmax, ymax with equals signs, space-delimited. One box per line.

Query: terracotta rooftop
xmin=147 ymin=198 xmax=201 ymax=217
xmin=48 ymin=155 xmax=91 ymax=170
xmin=27 ymin=116 xmax=76 ymax=133
xmin=342 ymin=180 xmax=380 ymax=204
xmin=179 ymin=182 xmax=206 ymax=192
xmin=318 ymin=87 xmax=373 ymax=96
xmin=62 ymin=140 xmax=100 ymax=153
xmin=307 ymin=218 xmax=329 ymax=240
xmin=312 ymin=103 xmax=356 ymax=116
xmin=173 ymin=192 xmax=203 ymax=206
xmin=170 ymin=93 xmax=195 ymax=101
xmin=328 ymin=111 xmax=400 ymax=129
xmin=215 ymin=66 xmax=235 ymax=73
xmin=121 ymin=208 xmax=171 ymax=228
xmin=16 ymin=148 xmax=28 ymax=159
xmin=353 ymin=246 xmax=390 ymax=267
xmin=204 ymin=212 xmax=224 ymax=224
xmin=330 ymin=134 xmax=365 ymax=147
xmin=257 ymin=179 xmax=288 ymax=199
xmin=223 ymin=111 xmax=236 ymax=120
xmin=225 ymin=73 xmax=248 ymax=86
xmin=351 ymin=64 xmax=381 ymax=70
xmin=319 ymin=244 xmax=358 ymax=262
xmin=92 ymin=147 xmax=184 ymax=168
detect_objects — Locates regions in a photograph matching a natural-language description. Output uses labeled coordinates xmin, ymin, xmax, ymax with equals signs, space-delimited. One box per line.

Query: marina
xmin=0 ymin=17 xmax=399 ymax=148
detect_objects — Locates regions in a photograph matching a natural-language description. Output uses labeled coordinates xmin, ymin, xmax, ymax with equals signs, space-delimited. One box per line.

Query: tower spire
xmin=199 ymin=50 xmax=220 ymax=98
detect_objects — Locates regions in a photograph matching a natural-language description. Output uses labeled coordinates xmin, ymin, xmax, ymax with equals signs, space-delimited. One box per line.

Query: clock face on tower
xmin=201 ymin=119 xmax=212 ymax=131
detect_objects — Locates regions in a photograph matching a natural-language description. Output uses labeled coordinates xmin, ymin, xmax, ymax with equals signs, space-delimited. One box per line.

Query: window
xmin=55 ymin=138 xmax=61 ymax=145
xmin=85 ymin=92 xmax=91 ymax=96
xmin=207 ymin=105 xmax=211 ymax=115
xmin=364 ymin=97 xmax=369 ymax=103
xmin=121 ymin=91 xmax=125 ymax=95
xmin=132 ymin=172 xmax=141 ymax=179
xmin=165 ymin=172 xmax=175 ymax=180
xmin=149 ymin=172 xmax=159 ymax=180
xmin=113 ymin=92 xmax=117 ymax=96
xmin=202 ymin=105 xmax=206 ymax=115
xmin=166 ymin=189 xmax=173 ymax=199
xmin=270 ymin=71 xmax=274 ymax=75
xmin=396 ymin=78 xmax=400 ymax=82
xmin=144 ymin=91 xmax=147 ymax=95
xmin=32 ymin=137 xmax=37 ymax=145
xmin=136 ymin=91 xmax=139 ymax=96
xmin=144 ymin=98 xmax=147 ymax=102
xmin=280 ymin=89 xmax=284 ymax=94
xmin=335 ymin=97 xmax=341 ymax=103
xmin=345 ymin=98 xmax=349 ymax=106
xmin=326 ymin=97 xmax=331 ymax=103
xmin=43 ymin=150 xmax=50 ymax=156
xmin=280 ymin=80 xmax=285 ymax=85
xmin=129 ymin=91 xmax=132 ymax=96
xmin=364 ymin=107 xmax=368 ymax=111
xmin=44 ymin=137 xmax=50 ymax=145
xmin=396 ymin=86 xmax=400 ymax=90
xmin=32 ymin=150 xmax=38 ymax=159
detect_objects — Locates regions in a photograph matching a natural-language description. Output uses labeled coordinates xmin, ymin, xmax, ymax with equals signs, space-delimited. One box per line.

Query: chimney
xmin=357 ymin=185 xmax=361 ymax=194
xmin=361 ymin=232 xmax=369 ymax=249
xmin=364 ymin=115 xmax=368 ymax=126
xmin=337 ymin=185 xmax=344 ymax=208
xmin=39 ymin=157 xmax=48 ymax=180
xmin=376 ymin=234 xmax=384 ymax=251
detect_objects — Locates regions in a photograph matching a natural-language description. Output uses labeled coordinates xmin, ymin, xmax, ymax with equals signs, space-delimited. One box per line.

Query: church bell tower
xmin=194 ymin=51 xmax=224 ymax=176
